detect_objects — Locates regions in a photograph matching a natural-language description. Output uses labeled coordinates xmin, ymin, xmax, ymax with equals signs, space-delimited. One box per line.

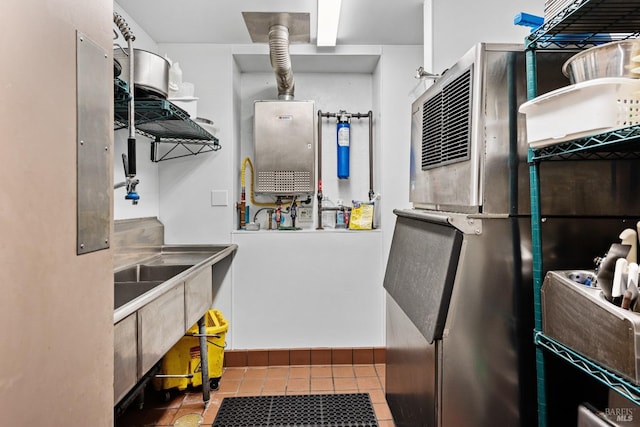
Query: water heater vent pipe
xmin=269 ymin=24 xmax=295 ymax=100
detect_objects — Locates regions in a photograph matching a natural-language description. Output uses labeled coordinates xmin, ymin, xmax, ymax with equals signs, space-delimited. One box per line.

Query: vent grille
xmin=257 ymin=171 xmax=312 ymax=194
xmin=421 ymin=68 xmax=472 ymax=170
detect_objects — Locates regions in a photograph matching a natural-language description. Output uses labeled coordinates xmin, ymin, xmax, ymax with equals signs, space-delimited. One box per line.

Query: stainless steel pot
xmin=562 ymin=39 xmax=640 ymax=84
xmin=114 ymin=48 xmax=170 ymax=98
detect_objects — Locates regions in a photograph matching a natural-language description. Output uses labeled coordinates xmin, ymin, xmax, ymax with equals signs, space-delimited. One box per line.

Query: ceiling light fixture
xmin=317 ymin=0 xmax=342 ymax=47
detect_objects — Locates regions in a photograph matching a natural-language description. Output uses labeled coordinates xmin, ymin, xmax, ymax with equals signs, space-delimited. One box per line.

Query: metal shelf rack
xmin=114 ymin=78 xmax=221 ymax=162
xmin=535 ymin=332 xmax=640 ymax=404
xmin=530 ymin=125 xmax=640 ymax=161
xmin=526 ymin=0 xmax=640 ymax=50
xmin=526 ymin=1 xmax=640 ymax=426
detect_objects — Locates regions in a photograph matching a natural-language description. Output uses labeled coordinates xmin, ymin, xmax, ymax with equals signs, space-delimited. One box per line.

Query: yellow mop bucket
xmin=154 ymin=309 xmax=228 ymax=393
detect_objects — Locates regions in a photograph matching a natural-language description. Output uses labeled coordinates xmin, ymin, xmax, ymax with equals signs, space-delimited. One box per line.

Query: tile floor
xmin=115 ymin=363 xmax=395 ymax=426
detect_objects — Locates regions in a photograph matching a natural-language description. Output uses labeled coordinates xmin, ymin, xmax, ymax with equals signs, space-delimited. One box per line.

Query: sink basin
xmin=114 ymin=264 xmax=193 ymax=283
xmin=114 ymin=281 xmax=163 ymax=309
xmin=114 ymin=264 xmax=193 ymax=310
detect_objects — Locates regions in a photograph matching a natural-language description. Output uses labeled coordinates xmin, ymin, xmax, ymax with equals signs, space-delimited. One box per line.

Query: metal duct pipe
xmin=268 ymin=24 xmax=295 ymax=100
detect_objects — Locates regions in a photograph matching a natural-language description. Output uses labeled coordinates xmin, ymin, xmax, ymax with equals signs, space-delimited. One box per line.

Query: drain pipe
xmin=269 ymin=24 xmax=295 ymax=100
xmin=367 ymin=110 xmax=374 ymax=201
xmin=316 ymin=110 xmax=324 ymax=229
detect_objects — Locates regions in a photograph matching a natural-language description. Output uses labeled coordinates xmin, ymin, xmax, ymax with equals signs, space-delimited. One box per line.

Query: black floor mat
xmin=212 ymin=393 xmax=378 ymax=427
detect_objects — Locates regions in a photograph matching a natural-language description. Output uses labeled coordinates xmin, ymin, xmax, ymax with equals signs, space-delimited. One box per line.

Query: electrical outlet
xmin=298 ymin=207 xmax=312 ymax=222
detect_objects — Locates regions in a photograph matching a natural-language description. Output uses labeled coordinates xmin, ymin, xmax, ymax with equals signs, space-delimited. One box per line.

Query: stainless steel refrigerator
xmin=384 ymin=43 xmax=640 ymax=426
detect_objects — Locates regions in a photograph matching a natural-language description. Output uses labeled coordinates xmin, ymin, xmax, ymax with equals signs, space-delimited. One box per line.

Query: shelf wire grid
xmin=535 ymin=331 xmax=640 ymax=404
xmin=526 ymin=0 xmax=640 ymax=49
xmin=529 ymin=125 xmax=640 ymax=161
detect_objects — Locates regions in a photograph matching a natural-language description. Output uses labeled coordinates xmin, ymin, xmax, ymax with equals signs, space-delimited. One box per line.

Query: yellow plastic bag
xmin=349 ymin=202 xmax=374 ymax=230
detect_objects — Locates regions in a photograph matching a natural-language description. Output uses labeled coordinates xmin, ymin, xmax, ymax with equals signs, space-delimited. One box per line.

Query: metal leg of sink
xmin=198 ymin=316 xmax=210 ymax=405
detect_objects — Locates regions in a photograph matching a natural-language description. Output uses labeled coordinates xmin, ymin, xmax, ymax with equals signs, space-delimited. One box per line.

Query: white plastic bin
xmin=519 ymin=77 xmax=640 ymax=148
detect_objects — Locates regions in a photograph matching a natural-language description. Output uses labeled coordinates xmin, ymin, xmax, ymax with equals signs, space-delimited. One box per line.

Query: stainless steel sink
xmin=113 ymin=243 xmax=237 ymax=406
xmin=114 ymin=264 xmax=193 ymax=284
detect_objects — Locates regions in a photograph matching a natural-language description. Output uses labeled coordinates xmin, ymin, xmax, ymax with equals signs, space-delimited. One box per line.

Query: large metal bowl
xmin=562 ymin=39 xmax=640 ymax=84
xmin=114 ymin=48 xmax=170 ymax=98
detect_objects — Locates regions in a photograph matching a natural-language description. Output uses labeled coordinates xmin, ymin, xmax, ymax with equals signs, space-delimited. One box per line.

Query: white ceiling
xmin=115 ymin=0 xmax=424 ymax=46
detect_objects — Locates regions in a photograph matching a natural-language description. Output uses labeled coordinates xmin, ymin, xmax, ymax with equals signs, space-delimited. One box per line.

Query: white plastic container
xmin=168 ymin=97 xmax=198 ymax=119
xmin=519 ymin=77 xmax=640 ymax=148
xmin=168 ymin=62 xmax=183 ymax=98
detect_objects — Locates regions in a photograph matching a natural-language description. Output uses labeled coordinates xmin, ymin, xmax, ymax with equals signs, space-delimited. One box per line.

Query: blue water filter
xmin=337 ymin=117 xmax=350 ymax=179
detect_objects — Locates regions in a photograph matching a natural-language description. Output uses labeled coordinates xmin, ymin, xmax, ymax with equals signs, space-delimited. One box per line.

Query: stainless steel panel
xmin=440 ymin=218 xmax=525 ymax=427
xmin=254 ymin=100 xmax=315 ymax=195
xmin=76 ymin=31 xmax=111 ymax=254
xmin=138 ymin=283 xmax=185 ymax=376
xmin=410 ymin=44 xmax=486 ymax=211
xmin=538 ymin=159 xmax=640 ymax=216
xmin=114 ymin=314 xmax=137 ymax=404
xmin=242 ymin=12 xmax=310 ymax=44
xmin=185 ymin=268 xmax=213 ymax=329
xmin=385 ymin=295 xmax=437 ymax=427
xmin=542 ymin=270 xmax=640 ymax=384
xmin=113 ymin=218 xmax=164 ymax=250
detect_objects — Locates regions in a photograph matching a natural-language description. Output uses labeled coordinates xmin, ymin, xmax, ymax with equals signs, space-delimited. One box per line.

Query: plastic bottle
xmin=169 ymin=62 xmax=183 ymax=97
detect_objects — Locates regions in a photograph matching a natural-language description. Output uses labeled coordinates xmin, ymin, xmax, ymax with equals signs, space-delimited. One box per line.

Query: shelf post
xmin=526 ymin=45 xmax=548 ymax=427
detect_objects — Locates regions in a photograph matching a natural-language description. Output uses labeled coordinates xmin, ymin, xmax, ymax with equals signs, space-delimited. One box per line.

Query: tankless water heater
xmin=253 ymin=100 xmax=315 ymax=195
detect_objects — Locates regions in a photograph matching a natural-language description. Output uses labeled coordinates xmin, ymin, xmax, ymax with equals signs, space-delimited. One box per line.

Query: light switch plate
xmin=211 ymin=190 xmax=228 ymax=206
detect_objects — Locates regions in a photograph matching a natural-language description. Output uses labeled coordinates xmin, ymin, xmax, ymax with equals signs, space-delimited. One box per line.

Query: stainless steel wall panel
xmin=76 ymin=31 xmax=111 ymax=254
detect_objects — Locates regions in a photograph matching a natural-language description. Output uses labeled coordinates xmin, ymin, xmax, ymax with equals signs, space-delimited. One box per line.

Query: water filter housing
xmin=337 ymin=116 xmax=350 ymax=179
xmin=253 ymin=100 xmax=315 ymax=195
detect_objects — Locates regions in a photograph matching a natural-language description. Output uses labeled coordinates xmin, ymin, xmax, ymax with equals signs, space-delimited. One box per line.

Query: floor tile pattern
xmin=115 ymin=364 xmax=395 ymax=427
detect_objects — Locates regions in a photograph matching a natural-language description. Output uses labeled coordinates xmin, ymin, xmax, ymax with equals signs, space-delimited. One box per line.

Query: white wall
xmin=231 ymin=230 xmax=383 ymax=348
xmin=426 ymin=0 xmax=543 ymax=75
xmin=154 ymin=44 xmax=238 ymax=328
xmin=156 ymin=44 xmax=236 ymax=245
xmin=228 ymin=69 xmax=386 ymax=349
xmin=375 ymin=46 xmax=423 ymax=264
